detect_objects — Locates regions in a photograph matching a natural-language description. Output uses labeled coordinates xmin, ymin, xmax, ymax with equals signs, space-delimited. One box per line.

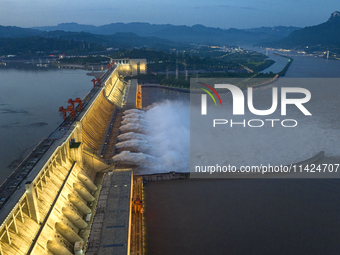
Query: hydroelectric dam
xmin=0 ymin=61 xmax=146 ymax=255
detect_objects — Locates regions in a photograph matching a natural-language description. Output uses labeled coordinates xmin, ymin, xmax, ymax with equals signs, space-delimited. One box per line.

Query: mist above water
xmin=113 ymin=100 xmax=190 ymax=173
xmin=144 ymin=100 xmax=190 ymax=173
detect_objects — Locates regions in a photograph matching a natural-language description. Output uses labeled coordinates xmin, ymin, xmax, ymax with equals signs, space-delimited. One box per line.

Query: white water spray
xmin=117 ymin=132 xmax=149 ymax=142
xmin=113 ymin=101 xmax=190 ymax=173
xmin=119 ymin=123 xmax=147 ymax=134
xmin=115 ymin=139 xmax=151 ymax=153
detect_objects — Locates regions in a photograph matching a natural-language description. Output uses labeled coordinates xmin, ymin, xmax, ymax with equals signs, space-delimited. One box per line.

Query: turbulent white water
xmin=113 ymin=101 xmax=190 ymax=173
xmin=123 ymin=109 xmax=146 ymax=116
xmin=122 ymin=113 xmax=145 ymax=119
xmin=121 ymin=118 xmax=147 ymax=126
xmin=117 ymin=132 xmax=149 ymax=142
xmin=112 ymin=151 xmax=157 ymax=166
xmin=119 ymin=123 xmax=147 ymax=134
xmin=144 ymin=100 xmax=190 ymax=173
xmin=116 ymin=139 xmax=151 ymax=153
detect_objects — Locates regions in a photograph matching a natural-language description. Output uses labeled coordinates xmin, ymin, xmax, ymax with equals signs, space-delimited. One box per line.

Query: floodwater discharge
xmin=113 ymin=101 xmax=190 ymax=173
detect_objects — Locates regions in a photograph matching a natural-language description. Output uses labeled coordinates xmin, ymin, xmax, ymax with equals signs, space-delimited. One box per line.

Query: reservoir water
xmin=0 ymin=64 xmax=92 ymax=183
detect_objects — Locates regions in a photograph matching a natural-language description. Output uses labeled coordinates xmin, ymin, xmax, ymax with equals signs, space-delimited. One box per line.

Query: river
xmin=0 ymin=64 xmax=93 ymax=183
xmin=259 ymin=47 xmax=340 ymax=78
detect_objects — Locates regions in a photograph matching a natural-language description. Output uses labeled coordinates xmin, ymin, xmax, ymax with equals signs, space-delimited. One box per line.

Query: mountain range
xmin=0 ymin=22 xmax=301 ymax=48
xmin=1 ymin=12 xmax=340 ymax=54
xmin=263 ymin=11 xmax=340 ymax=52
xmin=31 ymin=23 xmax=300 ymax=45
xmin=0 ymin=26 xmax=41 ymax=38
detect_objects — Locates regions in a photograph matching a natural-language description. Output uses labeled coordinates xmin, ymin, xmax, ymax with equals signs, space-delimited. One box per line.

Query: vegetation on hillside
xmin=262 ymin=12 xmax=340 ymax=54
xmin=0 ymin=36 xmax=106 ymax=56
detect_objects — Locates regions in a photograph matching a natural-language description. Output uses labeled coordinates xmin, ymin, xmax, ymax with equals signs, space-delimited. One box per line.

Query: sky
xmin=0 ymin=0 xmax=339 ymax=29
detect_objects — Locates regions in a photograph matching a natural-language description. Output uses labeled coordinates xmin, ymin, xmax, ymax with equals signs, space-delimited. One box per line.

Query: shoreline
xmin=273 ymin=53 xmax=294 ymax=76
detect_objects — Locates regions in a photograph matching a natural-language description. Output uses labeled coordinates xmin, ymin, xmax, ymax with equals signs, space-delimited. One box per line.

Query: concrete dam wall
xmin=0 ymin=66 xmax=132 ymax=255
xmin=81 ymin=69 xmax=126 ymax=155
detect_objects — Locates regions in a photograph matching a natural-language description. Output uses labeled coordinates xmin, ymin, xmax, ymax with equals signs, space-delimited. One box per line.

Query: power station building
xmin=112 ymin=59 xmax=147 ymax=76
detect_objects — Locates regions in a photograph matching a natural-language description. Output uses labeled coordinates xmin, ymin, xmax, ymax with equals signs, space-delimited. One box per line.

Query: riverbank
xmin=274 ymin=53 xmax=294 ymax=76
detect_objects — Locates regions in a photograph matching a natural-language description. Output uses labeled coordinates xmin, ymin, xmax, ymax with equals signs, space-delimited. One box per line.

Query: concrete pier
xmin=85 ymin=169 xmax=133 ymax=255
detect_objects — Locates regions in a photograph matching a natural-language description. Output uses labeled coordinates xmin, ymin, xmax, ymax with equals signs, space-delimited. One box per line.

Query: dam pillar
xmin=62 ymin=207 xmax=88 ymax=229
xmin=69 ymin=129 xmax=83 ymax=163
xmin=47 ymin=240 xmax=73 ymax=255
xmin=77 ymin=173 xmax=97 ymax=191
xmin=18 ymin=204 xmax=25 ymax=223
xmin=68 ymin=194 xmax=91 ymax=215
xmin=9 ymin=215 xmax=18 ymax=234
xmin=55 ymin=222 xmax=83 ymax=244
xmin=57 ymin=150 xmax=63 ymax=167
xmin=25 ymin=181 xmax=40 ymax=223
xmin=73 ymin=183 xmax=95 ymax=202
xmin=3 ymin=224 xmax=11 ymax=244
xmin=23 ymin=196 xmax=31 ymax=218
xmin=61 ymin=145 xmax=68 ymax=164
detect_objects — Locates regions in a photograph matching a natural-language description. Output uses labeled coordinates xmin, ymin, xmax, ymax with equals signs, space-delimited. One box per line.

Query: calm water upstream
xmin=0 ymin=64 xmax=92 ymax=183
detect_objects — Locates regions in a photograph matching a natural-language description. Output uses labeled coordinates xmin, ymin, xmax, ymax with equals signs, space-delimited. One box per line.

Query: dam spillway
xmin=0 ymin=64 xmax=142 ymax=255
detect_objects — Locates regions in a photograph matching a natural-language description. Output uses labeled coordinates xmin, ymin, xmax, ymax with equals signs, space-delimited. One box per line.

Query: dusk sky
xmin=0 ymin=0 xmax=339 ymax=29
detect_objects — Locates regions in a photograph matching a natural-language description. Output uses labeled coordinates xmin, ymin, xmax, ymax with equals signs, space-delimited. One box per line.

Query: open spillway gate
xmin=0 ymin=65 xmax=137 ymax=255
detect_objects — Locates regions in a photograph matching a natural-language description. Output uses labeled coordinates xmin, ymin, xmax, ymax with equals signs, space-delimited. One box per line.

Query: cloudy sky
xmin=0 ymin=0 xmax=339 ymax=29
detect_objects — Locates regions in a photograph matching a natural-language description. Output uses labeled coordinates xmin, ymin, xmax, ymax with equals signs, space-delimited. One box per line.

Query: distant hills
xmin=263 ymin=11 xmax=340 ymax=52
xmin=0 ymin=26 xmax=185 ymax=55
xmin=33 ymin=23 xmax=300 ymax=39
xmin=244 ymin=26 xmax=301 ymax=37
xmin=0 ymin=26 xmax=41 ymax=38
xmin=37 ymin=30 xmax=182 ymax=48
xmin=0 ymin=22 xmax=301 ymax=55
xmin=2 ymin=12 xmax=340 ymax=56
xmin=31 ymin=22 xmax=299 ymax=45
xmin=0 ymin=36 xmax=106 ymax=56
xmin=32 ymin=22 xmax=173 ymax=37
